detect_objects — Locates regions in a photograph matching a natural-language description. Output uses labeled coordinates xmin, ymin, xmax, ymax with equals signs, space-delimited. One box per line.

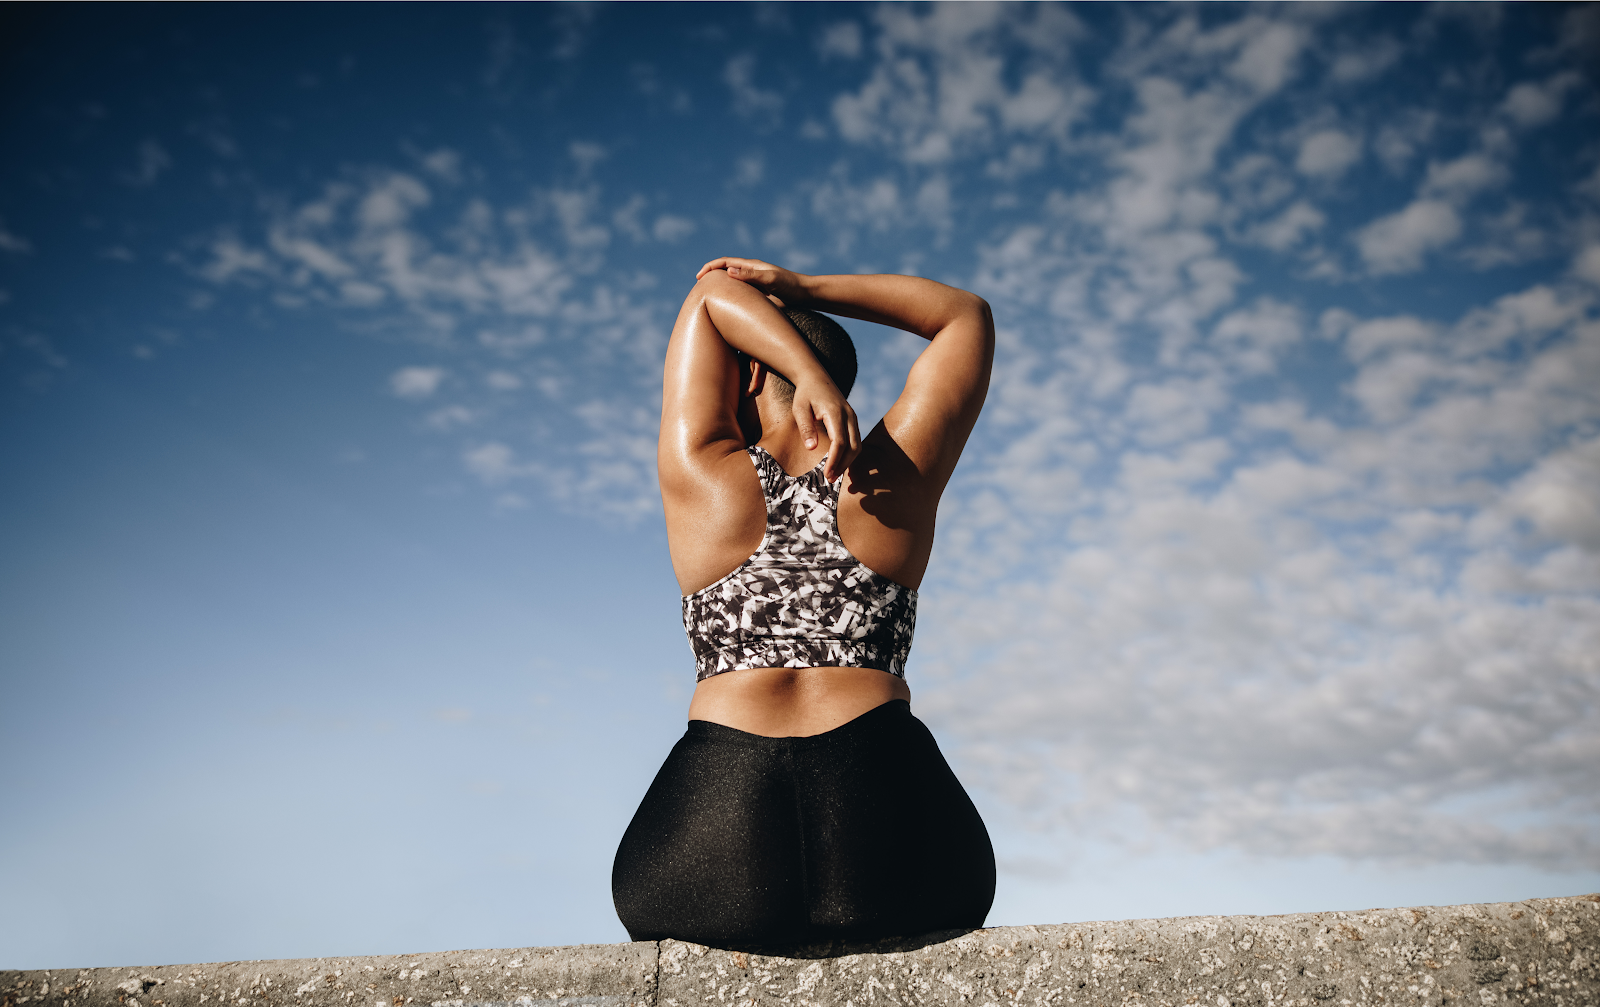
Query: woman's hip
xmin=613 ymin=699 xmax=994 ymax=945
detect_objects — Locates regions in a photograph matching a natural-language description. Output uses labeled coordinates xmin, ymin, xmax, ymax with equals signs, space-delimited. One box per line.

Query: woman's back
xmin=674 ymin=431 xmax=944 ymax=595
xmin=682 ymin=444 xmax=918 ymax=680
xmin=657 ymin=258 xmax=993 ymax=737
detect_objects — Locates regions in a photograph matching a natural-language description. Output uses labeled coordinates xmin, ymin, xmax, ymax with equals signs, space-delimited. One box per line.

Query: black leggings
xmin=612 ymin=700 xmax=995 ymax=949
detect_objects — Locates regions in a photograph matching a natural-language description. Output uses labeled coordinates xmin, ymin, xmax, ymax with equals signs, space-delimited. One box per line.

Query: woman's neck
xmin=755 ymin=427 xmax=831 ymax=476
xmin=744 ymin=393 xmax=833 ymax=475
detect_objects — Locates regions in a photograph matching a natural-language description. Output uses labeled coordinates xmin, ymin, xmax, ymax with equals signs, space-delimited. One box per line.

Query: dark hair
xmin=749 ymin=308 xmax=858 ymax=402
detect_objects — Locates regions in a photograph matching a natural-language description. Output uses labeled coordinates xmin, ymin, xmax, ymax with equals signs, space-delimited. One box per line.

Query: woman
xmin=611 ymin=256 xmax=996 ymax=950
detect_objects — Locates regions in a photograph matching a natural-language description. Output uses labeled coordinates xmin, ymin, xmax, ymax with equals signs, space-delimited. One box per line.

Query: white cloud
xmin=188 ymin=114 xmax=238 ymax=158
xmin=1500 ymin=71 xmax=1583 ymax=129
xmin=652 ymin=215 xmax=696 ymax=243
xmin=1246 ymin=200 xmax=1325 ymax=251
xmin=806 ymin=16 xmax=1593 ymax=871
xmin=984 ymin=143 xmax=1046 ymax=182
xmin=1575 ymin=245 xmax=1600 ymax=287
xmin=418 ymin=148 xmax=463 ymax=183
xmin=809 ymin=169 xmax=956 ymax=252
xmin=1355 ymin=199 xmax=1462 ymax=274
xmin=200 ymin=170 xmax=586 ymax=322
xmin=463 ymin=441 xmax=522 ymax=483
xmin=1421 ymin=154 xmax=1509 ymax=203
xmin=1328 ymin=36 xmax=1402 ymax=83
xmin=611 ymin=195 xmax=647 ymax=242
xmin=549 ymin=188 xmax=610 ymax=251
xmin=890 ymin=4 xmax=1600 ymax=864
xmin=1352 ymin=142 xmax=1511 ymax=276
xmin=477 ymin=324 xmax=544 ymax=356
xmin=569 ymin=141 xmax=607 ymax=174
xmin=1225 ymin=21 xmax=1305 ymax=92
xmin=1503 ymin=437 xmax=1600 ymax=551
xmin=0 ymin=220 xmax=33 ymax=254
xmin=914 ymin=174 xmax=952 ymax=234
xmin=1295 ymin=129 xmax=1361 ymax=178
xmin=390 ymin=366 xmax=446 ymax=399
xmin=923 ymin=269 xmax=1600 ymax=869
xmin=426 ymin=405 xmax=474 ymax=430
xmin=1460 ymin=201 xmax=1549 ymax=271
xmin=943 ymin=10 xmax=1323 ymax=375
xmin=724 ymin=54 xmax=783 ymax=122
xmin=493 ymin=492 xmax=528 ymax=512
xmin=485 ymin=370 xmax=522 ymax=391
xmin=1374 ymin=110 xmax=1437 ymax=174
xmin=189 ymin=159 xmax=674 ymax=520
xmin=1343 ymin=314 xmax=1439 ymax=368
xmin=120 ymin=139 xmax=172 ymax=186
xmin=734 ymin=154 xmax=764 ymax=187
xmin=818 ymin=21 xmax=862 ymax=60
xmin=1125 ymin=376 xmax=1227 ymax=445
xmin=1211 ymin=297 xmax=1302 ymax=374
xmin=2 ymin=330 xmax=67 ymax=380
xmin=830 ymin=4 xmax=1090 ymax=164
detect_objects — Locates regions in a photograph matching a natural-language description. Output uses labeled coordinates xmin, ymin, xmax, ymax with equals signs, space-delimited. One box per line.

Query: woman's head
xmin=748 ymin=309 xmax=858 ymax=402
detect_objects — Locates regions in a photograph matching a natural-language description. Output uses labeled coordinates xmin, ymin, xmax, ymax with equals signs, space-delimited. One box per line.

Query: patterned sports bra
xmin=681 ymin=446 xmax=918 ymax=682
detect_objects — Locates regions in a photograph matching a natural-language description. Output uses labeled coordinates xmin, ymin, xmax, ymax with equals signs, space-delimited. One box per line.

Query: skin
xmin=660 ymin=256 xmax=994 ymax=737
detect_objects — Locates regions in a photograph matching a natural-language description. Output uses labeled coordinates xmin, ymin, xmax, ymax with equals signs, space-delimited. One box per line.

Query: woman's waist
xmin=687 ymin=665 xmax=911 ymax=738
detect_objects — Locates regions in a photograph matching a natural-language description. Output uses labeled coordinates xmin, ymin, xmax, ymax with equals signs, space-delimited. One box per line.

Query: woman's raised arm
xmin=659 ymin=269 xmax=862 ymax=499
xmin=696 ymin=257 xmax=994 ymax=490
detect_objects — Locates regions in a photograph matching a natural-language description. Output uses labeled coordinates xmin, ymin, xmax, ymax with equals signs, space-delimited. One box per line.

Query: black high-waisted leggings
xmin=611 ymin=700 xmax=995 ymax=949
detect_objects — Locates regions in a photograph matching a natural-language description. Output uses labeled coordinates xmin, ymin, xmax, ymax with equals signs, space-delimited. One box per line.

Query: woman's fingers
xmin=790 ymin=381 xmax=862 ymax=481
xmin=831 ymin=405 xmax=863 ymax=483
xmin=793 ymin=397 xmax=820 ymax=451
xmin=695 ymin=257 xmax=735 ymax=279
xmin=696 ymin=257 xmax=814 ymax=311
xmin=698 ymin=256 xmax=806 ymax=295
xmin=801 ymin=393 xmax=861 ymax=483
xmin=697 ymin=256 xmax=774 ymax=281
xmin=821 ymin=415 xmax=861 ymax=483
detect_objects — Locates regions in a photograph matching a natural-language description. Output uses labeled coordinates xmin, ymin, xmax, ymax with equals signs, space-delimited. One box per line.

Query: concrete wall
xmin=5 ymin=895 xmax=1594 ymax=1007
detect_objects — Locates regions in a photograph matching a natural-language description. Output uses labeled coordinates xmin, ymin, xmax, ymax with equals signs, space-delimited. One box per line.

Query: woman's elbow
xmin=964 ymin=292 xmax=995 ymax=334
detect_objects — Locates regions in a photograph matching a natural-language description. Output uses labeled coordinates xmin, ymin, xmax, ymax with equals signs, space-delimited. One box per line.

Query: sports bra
xmin=681 ymin=446 xmax=918 ymax=682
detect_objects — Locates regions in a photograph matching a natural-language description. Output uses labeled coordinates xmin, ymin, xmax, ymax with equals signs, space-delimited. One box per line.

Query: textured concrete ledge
xmin=5 ymin=895 xmax=1595 ymax=1007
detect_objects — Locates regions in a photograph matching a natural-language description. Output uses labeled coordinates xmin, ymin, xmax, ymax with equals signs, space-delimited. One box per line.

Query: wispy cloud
xmin=923 ymin=276 xmax=1600 ymax=869
xmin=119 ymin=139 xmax=173 ymax=186
xmin=174 ymin=2 xmax=1600 ymax=871
xmin=0 ymin=219 xmax=33 ymax=254
xmin=831 ymin=4 xmax=1090 ymax=164
xmin=1356 ymin=199 xmax=1462 ymax=275
xmin=802 ymin=3 xmax=1600 ymax=870
xmin=724 ymin=54 xmax=784 ymax=124
xmin=818 ymin=21 xmax=863 ymax=61
xmin=191 ymin=165 xmax=670 ymax=520
xmin=390 ymin=366 xmax=447 ymax=399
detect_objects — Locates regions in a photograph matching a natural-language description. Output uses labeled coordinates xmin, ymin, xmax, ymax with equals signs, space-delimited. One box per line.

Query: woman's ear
xmin=742 ymin=359 xmax=767 ymax=399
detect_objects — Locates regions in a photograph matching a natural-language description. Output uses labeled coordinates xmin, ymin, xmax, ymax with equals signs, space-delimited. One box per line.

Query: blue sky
xmin=3 ymin=2 xmax=1598 ymax=970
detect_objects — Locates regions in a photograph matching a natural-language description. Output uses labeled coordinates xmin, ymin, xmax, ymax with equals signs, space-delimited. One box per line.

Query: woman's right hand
xmin=790 ymin=376 xmax=861 ymax=484
xmin=696 ymin=256 xmax=810 ymax=308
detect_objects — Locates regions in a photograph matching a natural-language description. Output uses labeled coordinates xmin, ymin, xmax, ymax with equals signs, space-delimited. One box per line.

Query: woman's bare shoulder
xmin=661 ymin=444 xmax=768 ymax=595
xmin=835 ymin=427 xmax=943 ymax=589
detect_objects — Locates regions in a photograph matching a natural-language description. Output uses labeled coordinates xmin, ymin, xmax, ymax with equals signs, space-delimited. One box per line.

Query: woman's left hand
xmin=696 ymin=256 xmax=810 ymax=307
